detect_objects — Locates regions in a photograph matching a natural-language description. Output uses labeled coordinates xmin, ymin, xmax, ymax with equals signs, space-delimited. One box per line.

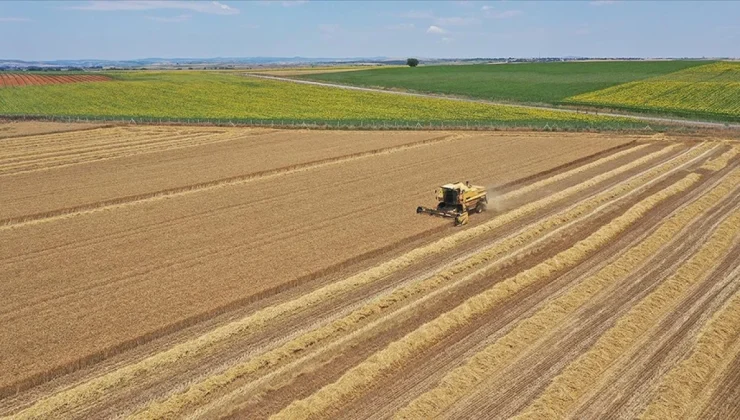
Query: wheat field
xmin=0 ymin=121 xmax=738 ymax=419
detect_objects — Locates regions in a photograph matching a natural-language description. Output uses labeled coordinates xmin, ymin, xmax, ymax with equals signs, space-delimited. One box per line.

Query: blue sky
xmin=1 ymin=1 xmax=738 ymax=60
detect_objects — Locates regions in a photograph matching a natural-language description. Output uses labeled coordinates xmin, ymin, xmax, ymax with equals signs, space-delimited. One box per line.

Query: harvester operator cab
xmin=418 ymin=181 xmax=488 ymax=226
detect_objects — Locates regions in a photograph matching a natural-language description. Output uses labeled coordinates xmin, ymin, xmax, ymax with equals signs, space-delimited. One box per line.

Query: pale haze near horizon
xmin=1 ymin=0 xmax=738 ymax=61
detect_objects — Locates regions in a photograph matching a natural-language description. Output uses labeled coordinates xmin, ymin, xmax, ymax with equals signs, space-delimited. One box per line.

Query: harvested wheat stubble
xmin=272 ymin=172 xmax=697 ymax=420
xmin=1 ymin=131 xmax=634 ymax=410
xmin=0 ymin=121 xmax=105 ymax=139
xmin=640 ymin=282 xmax=740 ymax=419
xmin=398 ymin=168 xmax=740 ymax=418
xmin=8 ymin=137 xmax=650 ymax=420
xmin=132 ymin=141 xmax=696 ymax=419
xmin=0 ymin=131 xmax=468 ymax=225
xmin=0 ymin=131 xmax=633 ymax=224
xmin=515 ymin=207 xmax=740 ymax=419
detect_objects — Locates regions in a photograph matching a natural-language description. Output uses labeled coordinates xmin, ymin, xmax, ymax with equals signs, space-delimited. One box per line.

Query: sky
xmin=1 ymin=1 xmax=738 ymax=61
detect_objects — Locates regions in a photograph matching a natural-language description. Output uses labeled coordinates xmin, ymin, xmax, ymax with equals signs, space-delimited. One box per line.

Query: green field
xmin=564 ymin=62 xmax=740 ymax=122
xmin=0 ymin=71 xmax=640 ymax=129
xmin=299 ymin=61 xmax=709 ymax=105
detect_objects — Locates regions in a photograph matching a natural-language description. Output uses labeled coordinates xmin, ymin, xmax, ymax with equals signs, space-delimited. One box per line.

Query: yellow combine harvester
xmin=416 ymin=181 xmax=488 ymax=226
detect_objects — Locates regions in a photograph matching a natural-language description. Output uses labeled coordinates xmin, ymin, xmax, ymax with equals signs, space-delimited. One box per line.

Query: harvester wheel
xmin=476 ymin=202 xmax=487 ymax=213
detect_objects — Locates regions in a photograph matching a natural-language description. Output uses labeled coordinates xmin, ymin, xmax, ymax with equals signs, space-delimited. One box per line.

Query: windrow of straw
xmin=515 ymin=206 xmax=740 ymax=419
xmin=503 ymin=143 xmax=650 ymax=200
xmin=640 ymin=284 xmax=740 ymax=419
xmin=700 ymin=146 xmax=739 ymax=171
xmin=272 ymin=172 xmax=698 ymax=420
xmin=131 ymin=144 xmax=696 ymax=419
xmin=13 ymin=144 xmax=680 ymax=419
xmin=396 ymin=168 xmax=740 ymax=418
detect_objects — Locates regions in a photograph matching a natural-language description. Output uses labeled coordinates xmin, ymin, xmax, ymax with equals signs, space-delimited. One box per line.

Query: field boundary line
xmin=0 ymin=132 xmax=467 ymax=230
xmin=0 ymin=113 xmax=660 ymax=132
xmin=396 ymin=167 xmax=740 ymax=418
xmin=516 ymin=205 xmax=740 ymax=419
xmin=134 ymin=143 xmax=709 ymax=418
xmin=272 ymin=174 xmax=699 ymax=420
xmin=245 ymin=74 xmax=740 ymax=130
xmin=7 ymin=144 xmax=681 ymax=417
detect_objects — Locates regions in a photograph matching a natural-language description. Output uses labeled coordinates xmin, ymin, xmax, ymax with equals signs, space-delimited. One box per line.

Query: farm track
xmin=1 ymin=125 xmax=738 ymax=419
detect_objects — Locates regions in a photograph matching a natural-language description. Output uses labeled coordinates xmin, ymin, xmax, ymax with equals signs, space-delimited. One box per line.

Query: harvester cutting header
xmin=417 ymin=181 xmax=488 ymax=226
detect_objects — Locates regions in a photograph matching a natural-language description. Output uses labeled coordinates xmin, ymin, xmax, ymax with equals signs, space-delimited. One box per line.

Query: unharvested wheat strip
xmin=397 ymin=168 xmax=740 ymax=419
xmin=514 ymin=208 xmax=740 ymax=420
xmin=641 ymin=284 xmax=740 ymax=419
xmin=700 ymin=146 xmax=739 ymax=171
xmin=271 ymin=174 xmax=699 ymax=420
xmin=133 ymin=143 xmax=701 ymax=419
xmin=10 ymin=145 xmax=684 ymax=419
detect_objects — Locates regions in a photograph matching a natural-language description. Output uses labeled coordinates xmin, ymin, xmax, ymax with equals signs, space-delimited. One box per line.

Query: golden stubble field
xmin=0 ymin=122 xmax=738 ymax=419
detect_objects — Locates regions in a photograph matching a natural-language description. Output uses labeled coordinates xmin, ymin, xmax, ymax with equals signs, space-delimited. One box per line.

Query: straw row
xmin=640 ymin=282 xmax=740 ymax=419
xmin=272 ymin=171 xmax=697 ymax=420
xmin=131 ymin=143 xmax=694 ymax=419
xmin=516 ymin=206 xmax=740 ymax=419
xmin=397 ymin=168 xmax=740 ymax=418
xmin=12 ymin=144 xmax=680 ymax=419
xmin=700 ymin=146 xmax=739 ymax=171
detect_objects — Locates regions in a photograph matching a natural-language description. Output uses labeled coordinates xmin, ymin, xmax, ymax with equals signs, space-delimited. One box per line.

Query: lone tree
xmin=407 ymin=58 xmax=419 ymax=67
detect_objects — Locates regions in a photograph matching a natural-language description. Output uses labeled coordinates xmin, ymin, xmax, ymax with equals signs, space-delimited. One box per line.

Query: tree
xmin=407 ymin=58 xmax=419 ymax=67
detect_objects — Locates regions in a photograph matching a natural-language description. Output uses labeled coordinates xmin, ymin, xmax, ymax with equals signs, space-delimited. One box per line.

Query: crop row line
xmin=517 ymin=192 xmax=740 ymax=419
xmin=398 ymin=166 xmax=740 ymax=418
xmin=133 ymin=141 xmax=704 ymax=419
xmin=0 ymin=133 xmax=467 ymax=229
xmin=10 ymin=142 xmax=665 ymax=418
xmin=700 ymin=146 xmax=739 ymax=172
xmin=641 ymin=265 xmax=740 ymax=420
xmin=272 ymin=171 xmax=700 ymax=419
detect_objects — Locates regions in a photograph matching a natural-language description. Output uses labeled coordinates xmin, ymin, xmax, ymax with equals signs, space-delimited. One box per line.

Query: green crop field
xmin=0 ymin=71 xmax=640 ymax=129
xmin=299 ymin=61 xmax=709 ymax=105
xmin=564 ymin=62 xmax=740 ymax=122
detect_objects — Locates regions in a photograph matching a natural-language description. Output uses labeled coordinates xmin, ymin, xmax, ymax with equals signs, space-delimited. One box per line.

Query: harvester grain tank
xmin=416 ymin=181 xmax=488 ymax=226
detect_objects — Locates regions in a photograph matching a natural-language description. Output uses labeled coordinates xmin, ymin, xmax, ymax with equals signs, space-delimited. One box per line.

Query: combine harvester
xmin=417 ymin=181 xmax=488 ymax=226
